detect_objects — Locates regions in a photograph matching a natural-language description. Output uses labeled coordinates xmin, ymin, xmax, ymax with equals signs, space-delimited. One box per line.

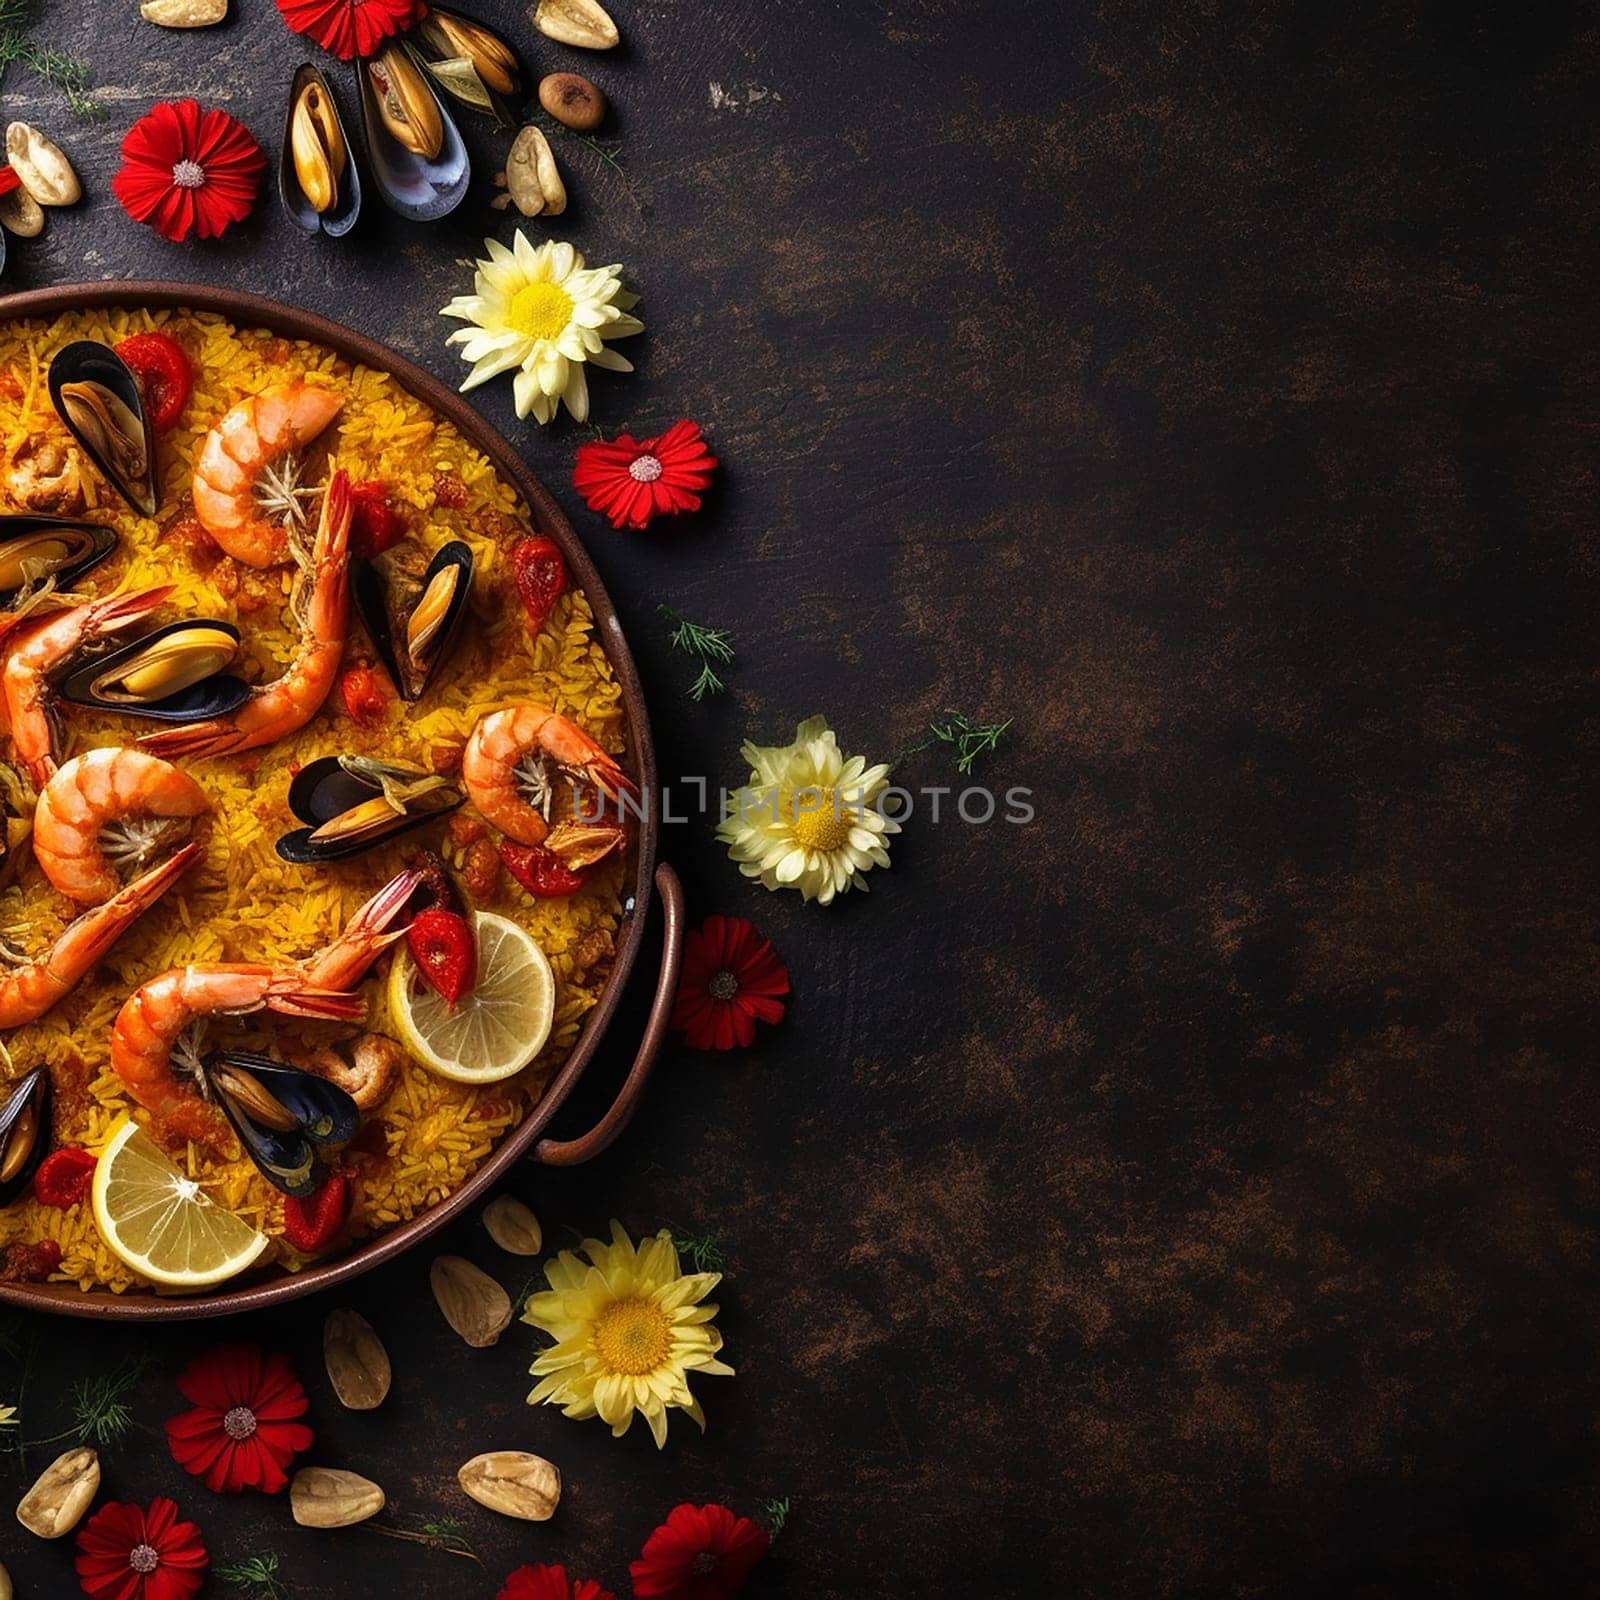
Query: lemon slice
xmin=387 ymin=910 xmax=555 ymax=1083
xmin=91 ymin=1119 xmax=270 ymax=1289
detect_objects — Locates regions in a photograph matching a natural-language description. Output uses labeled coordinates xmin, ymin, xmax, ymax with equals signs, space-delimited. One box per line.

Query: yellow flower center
xmin=790 ymin=788 xmax=853 ymax=852
xmin=507 ymin=280 xmax=574 ymax=341
xmin=592 ymin=1297 xmax=673 ymax=1376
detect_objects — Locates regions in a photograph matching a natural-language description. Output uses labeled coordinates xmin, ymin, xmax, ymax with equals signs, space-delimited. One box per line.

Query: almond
xmin=323 ymin=1308 xmax=391 ymax=1410
xmin=458 ymin=1451 xmax=561 ymax=1520
xmin=483 ymin=1194 xmax=543 ymax=1256
xmin=16 ymin=1448 xmax=99 ymax=1539
xmin=430 ymin=1254 xmax=512 ymax=1346
xmin=538 ymin=72 xmax=607 ymax=131
xmin=291 ymin=1467 xmax=385 ymax=1529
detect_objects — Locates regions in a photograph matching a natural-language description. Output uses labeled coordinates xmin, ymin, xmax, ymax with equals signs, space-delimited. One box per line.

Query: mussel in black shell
xmin=281 ymin=63 xmax=362 ymax=238
xmin=47 ymin=342 xmax=159 ymax=518
xmin=0 ymin=516 xmax=115 ymax=608
xmin=202 ymin=1052 xmax=359 ymax=1198
xmin=0 ymin=1068 xmax=50 ymax=1206
xmin=58 ymin=619 xmax=251 ymax=724
xmin=277 ymin=754 xmax=464 ymax=865
xmin=408 ymin=9 xmax=523 ymax=128
xmin=354 ymin=540 xmax=473 ymax=702
xmin=358 ymin=42 xmax=470 ymax=222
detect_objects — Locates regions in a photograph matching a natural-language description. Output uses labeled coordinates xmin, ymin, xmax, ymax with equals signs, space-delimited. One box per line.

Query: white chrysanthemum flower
xmin=440 ymin=232 xmax=643 ymax=424
xmin=717 ymin=715 xmax=898 ymax=905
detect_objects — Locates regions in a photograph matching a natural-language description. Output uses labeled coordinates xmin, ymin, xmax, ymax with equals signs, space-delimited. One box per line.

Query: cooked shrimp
xmin=298 ymin=867 xmax=421 ymax=991
xmin=109 ymin=863 xmax=417 ymax=1144
xmin=141 ymin=473 xmax=353 ymax=763
xmin=110 ymin=964 xmax=364 ymax=1146
xmin=0 ymin=841 xmax=199 ymax=1029
xmin=191 ymin=380 xmax=344 ymax=567
xmin=461 ymin=704 xmax=635 ymax=848
xmin=33 ymin=747 xmax=210 ymax=906
xmin=3 ymin=586 xmax=174 ymax=787
xmin=292 ymin=1032 xmax=407 ymax=1113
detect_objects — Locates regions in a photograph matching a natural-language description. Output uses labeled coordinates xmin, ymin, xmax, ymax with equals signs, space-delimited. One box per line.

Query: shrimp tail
xmin=301 ymin=867 xmax=421 ymax=991
xmin=136 ymin=720 xmax=244 ymax=762
xmin=90 ymin=585 xmax=176 ymax=631
xmin=53 ymin=841 xmax=201 ymax=972
xmin=263 ymin=985 xmax=368 ymax=1023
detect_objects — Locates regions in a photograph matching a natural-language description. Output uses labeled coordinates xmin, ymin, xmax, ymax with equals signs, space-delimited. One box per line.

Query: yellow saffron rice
xmin=0 ymin=308 xmax=627 ymax=1294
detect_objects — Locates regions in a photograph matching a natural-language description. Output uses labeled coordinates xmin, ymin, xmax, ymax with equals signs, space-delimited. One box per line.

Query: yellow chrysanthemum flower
xmin=440 ymin=232 xmax=643 ymax=424
xmin=716 ymin=714 xmax=899 ymax=904
xmin=521 ymin=1221 xmax=732 ymax=1448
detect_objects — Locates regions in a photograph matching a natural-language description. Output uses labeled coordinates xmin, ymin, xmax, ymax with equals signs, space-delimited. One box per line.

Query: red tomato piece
xmin=113 ymin=332 xmax=193 ymax=434
xmin=406 ymin=907 xmax=477 ymax=1008
xmin=511 ymin=536 xmax=567 ymax=636
xmin=340 ymin=664 xmax=388 ymax=726
xmin=32 ymin=1148 xmax=97 ymax=1210
xmin=349 ymin=480 xmax=407 ymax=558
xmin=281 ymin=1170 xmax=352 ymax=1254
xmin=500 ymin=841 xmax=586 ymax=898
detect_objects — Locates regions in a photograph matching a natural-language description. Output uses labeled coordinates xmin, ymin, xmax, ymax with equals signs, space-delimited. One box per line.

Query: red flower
xmin=499 ymin=1565 xmax=615 ymax=1600
xmin=671 ymin=915 xmax=789 ymax=1051
xmin=164 ymin=1344 xmax=312 ymax=1494
xmin=630 ymin=1503 xmax=770 ymax=1600
xmin=276 ymin=0 xmax=426 ymax=59
xmin=75 ymin=1496 xmax=208 ymax=1600
xmin=112 ymin=101 xmax=266 ymax=244
xmin=573 ymin=420 xmax=719 ymax=531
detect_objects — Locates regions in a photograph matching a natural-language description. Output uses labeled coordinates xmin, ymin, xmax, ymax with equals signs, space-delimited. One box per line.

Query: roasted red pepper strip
xmin=511 ymin=536 xmax=567 ymax=636
xmin=281 ymin=1170 xmax=352 ymax=1254
xmin=33 ymin=1148 xmax=96 ymax=1209
xmin=339 ymin=663 xmax=388 ymax=726
xmin=349 ymin=480 xmax=407 ymax=558
xmin=406 ymin=907 xmax=477 ymax=1007
xmin=113 ymin=332 xmax=193 ymax=434
xmin=500 ymin=841 xmax=586 ymax=898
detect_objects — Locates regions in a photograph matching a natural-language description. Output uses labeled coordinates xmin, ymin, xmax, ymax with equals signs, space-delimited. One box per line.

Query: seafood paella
xmin=0 ymin=307 xmax=634 ymax=1294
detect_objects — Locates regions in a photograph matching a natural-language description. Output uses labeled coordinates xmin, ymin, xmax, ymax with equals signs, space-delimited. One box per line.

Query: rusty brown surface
xmin=2 ymin=0 xmax=1598 ymax=1596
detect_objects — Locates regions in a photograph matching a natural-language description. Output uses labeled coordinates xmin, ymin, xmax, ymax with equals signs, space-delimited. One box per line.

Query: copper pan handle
xmin=532 ymin=862 xmax=684 ymax=1167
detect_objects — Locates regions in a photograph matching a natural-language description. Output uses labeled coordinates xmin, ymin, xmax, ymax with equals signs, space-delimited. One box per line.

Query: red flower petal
xmin=276 ymin=0 xmax=424 ymax=60
xmin=113 ymin=100 xmax=263 ymax=243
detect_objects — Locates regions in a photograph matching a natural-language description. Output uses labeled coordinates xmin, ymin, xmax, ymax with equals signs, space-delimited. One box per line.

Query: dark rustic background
xmin=3 ymin=0 xmax=1598 ymax=1595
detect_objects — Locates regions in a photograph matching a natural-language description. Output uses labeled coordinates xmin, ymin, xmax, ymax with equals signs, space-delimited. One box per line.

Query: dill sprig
xmin=924 ymin=711 xmax=1012 ymax=775
xmin=659 ymin=605 xmax=735 ymax=700
xmin=215 ymin=1554 xmax=291 ymax=1598
xmin=371 ymin=1514 xmax=482 ymax=1564
xmin=667 ymin=1225 xmax=728 ymax=1275
xmin=764 ymin=1496 xmax=792 ymax=1541
xmin=530 ymin=108 xmax=625 ymax=181
xmin=61 ymin=1356 xmax=149 ymax=1452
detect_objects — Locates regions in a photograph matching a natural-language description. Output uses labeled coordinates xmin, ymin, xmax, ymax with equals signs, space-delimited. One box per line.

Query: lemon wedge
xmin=386 ymin=910 xmax=555 ymax=1083
xmin=91 ymin=1119 xmax=270 ymax=1289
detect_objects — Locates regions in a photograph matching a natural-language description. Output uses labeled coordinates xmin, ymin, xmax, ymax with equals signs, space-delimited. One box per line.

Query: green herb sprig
xmin=660 ymin=606 xmax=735 ymax=700
xmin=764 ymin=1497 xmax=792 ymax=1541
xmin=215 ymin=1554 xmax=291 ymax=1599
xmin=0 ymin=4 xmax=98 ymax=118
xmin=667 ymin=1225 xmax=728 ymax=1275
xmin=372 ymin=1514 xmax=482 ymax=1564
xmin=898 ymin=710 xmax=1011 ymax=775
xmin=29 ymin=1356 xmax=150 ymax=1454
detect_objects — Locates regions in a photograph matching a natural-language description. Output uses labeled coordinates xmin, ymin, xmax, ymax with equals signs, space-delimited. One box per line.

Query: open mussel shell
xmin=0 ymin=1068 xmax=50 ymax=1207
xmin=354 ymin=540 xmax=472 ymax=702
xmin=203 ymin=1052 xmax=359 ymax=1198
xmin=278 ymin=753 xmax=464 ymax=864
xmin=281 ymin=63 xmax=362 ymax=238
xmin=408 ymin=9 xmax=523 ymax=128
xmin=358 ymin=45 xmax=470 ymax=222
xmin=0 ymin=516 xmax=115 ymax=608
xmin=47 ymin=341 xmax=159 ymax=518
xmin=58 ymin=619 xmax=251 ymax=723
